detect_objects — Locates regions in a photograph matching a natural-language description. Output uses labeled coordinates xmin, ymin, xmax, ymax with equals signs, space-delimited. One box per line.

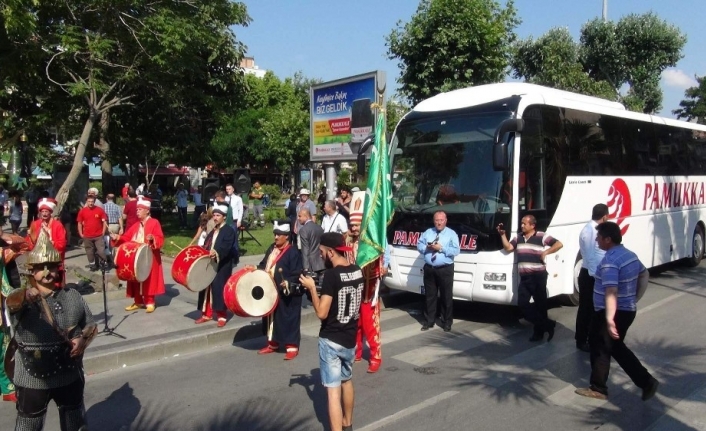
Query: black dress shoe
xmin=642 ymin=377 xmax=659 ymax=401
xmin=576 ymin=342 xmax=591 ymax=353
xmin=421 ymin=323 xmax=434 ymax=331
xmin=529 ymin=332 xmax=543 ymax=342
xmin=546 ymin=322 xmax=556 ymax=342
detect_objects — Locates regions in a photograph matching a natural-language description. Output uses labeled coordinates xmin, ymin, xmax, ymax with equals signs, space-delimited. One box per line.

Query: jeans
xmin=319 ymin=338 xmax=355 ymax=388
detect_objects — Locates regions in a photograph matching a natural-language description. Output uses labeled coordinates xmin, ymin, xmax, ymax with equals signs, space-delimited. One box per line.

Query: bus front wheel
xmin=687 ymin=225 xmax=704 ymax=267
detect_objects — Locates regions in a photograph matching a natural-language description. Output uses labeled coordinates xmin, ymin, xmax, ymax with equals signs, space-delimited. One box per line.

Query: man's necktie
xmin=431 ymin=233 xmax=440 ymax=262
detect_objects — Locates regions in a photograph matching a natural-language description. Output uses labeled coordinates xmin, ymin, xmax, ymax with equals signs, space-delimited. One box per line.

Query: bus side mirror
xmin=356 ymin=134 xmax=375 ymax=176
xmin=493 ymin=119 xmax=524 ymax=171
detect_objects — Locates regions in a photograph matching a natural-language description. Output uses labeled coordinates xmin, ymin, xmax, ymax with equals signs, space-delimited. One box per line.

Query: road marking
xmin=639 ymin=284 xmax=700 ymax=314
xmin=357 ymin=391 xmax=459 ymax=431
xmin=392 ymin=326 xmax=524 ymax=366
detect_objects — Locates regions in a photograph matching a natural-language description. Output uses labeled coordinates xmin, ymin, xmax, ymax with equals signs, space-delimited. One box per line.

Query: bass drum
xmin=114 ymin=242 xmax=153 ymax=282
xmin=171 ymin=245 xmax=217 ymax=292
xmin=223 ymin=268 xmax=278 ymax=317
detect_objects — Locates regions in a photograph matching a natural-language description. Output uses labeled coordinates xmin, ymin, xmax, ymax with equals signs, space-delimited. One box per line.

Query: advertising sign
xmin=310 ymin=71 xmax=385 ymax=162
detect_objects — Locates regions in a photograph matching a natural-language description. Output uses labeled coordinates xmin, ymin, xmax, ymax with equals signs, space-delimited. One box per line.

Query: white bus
xmin=383 ymin=82 xmax=706 ymax=305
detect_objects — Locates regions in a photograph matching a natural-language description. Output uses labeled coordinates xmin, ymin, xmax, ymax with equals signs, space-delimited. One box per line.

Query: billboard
xmin=310 ymin=71 xmax=386 ymax=162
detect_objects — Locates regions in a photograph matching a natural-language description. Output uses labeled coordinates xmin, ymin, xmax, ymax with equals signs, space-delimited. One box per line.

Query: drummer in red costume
xmin=246 ymin=220 xmax=304 ymax=360
xmin=195 ymin=203 xmax=237 ymax=327
xmin=26 ymin=197 xmax=68 ymax=285
xmin=110 ymin=196 xmax=165 ymax=313
xmin=346 ymin=192 xmax=386 ymax=373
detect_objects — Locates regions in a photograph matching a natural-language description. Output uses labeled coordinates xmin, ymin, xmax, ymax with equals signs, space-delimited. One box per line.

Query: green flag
xmin=356 ymin=110 xmax=394 ymax=268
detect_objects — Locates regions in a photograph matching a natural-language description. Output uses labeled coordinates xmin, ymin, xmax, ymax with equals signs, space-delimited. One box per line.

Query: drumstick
xmin=170 ymin=241 xmax=184 ymax=251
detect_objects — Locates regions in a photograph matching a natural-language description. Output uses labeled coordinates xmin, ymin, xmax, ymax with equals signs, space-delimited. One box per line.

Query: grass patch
xmin=161 ymin=207 xmax=287 ymax=257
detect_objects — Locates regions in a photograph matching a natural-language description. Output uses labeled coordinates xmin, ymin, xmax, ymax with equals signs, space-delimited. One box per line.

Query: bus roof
xmin=412 ymin=82 xmax=706 ymax=132
xmin=414 ymin=82 xmax=625 ymax=113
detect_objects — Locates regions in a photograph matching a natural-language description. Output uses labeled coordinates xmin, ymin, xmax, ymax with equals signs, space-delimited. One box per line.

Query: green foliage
xmin=260 ymin=184 xmax=282 ymax=203
xmin=1 ymin=0 xmax=252 ymax=211
xmin=161 ymin=195 xmax=176 ymax=213
xmin=210 ymin=72 xmax=319 ymax=172
xmin=89 ymin=181 xmax=102 ymax=196
xmin=386 ymin=0 xmax=520 ymax=105
xmin=674 ymin=76 xmax=706 ymax=124
xmin=511 ymin=27 xmax=616 ymax=100
xmin=512 ymin=12 xmax=685 ymax=113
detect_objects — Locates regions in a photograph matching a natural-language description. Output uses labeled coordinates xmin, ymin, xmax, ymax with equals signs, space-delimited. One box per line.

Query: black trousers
xmin=575 ymin=268 xmax=595 ymax=344
xmin=16 ymin=376 xmax=84 ymax=417
xmin=177 ymin=206 xmax=188 ymax=227
xmin=423 ymin=264 xmax=454 ymax=328
xmin=589 ymin=309 xmax=652 ymax=395
xmin=518 ymin=272 xmax=553 ymax=334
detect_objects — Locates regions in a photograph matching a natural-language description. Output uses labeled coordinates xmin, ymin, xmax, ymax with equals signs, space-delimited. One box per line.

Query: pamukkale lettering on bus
xmin=392 ymin=230 xmax=479 ymax=250
xmin=642 ymin=182 xmax=706 ymax=210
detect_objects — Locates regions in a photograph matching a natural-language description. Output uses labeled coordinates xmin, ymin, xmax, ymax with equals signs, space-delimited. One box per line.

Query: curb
xmin=82 ymin=290 xmax=418 ymax=375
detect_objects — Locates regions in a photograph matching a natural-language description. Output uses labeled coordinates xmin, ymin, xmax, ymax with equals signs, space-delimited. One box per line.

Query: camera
xmin=288 ymin=269 xmax=322 ymax=299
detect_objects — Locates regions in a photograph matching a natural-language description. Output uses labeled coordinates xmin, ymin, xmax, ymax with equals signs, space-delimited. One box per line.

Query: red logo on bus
xmin=607 ymin=179 xmax=631 ymax=235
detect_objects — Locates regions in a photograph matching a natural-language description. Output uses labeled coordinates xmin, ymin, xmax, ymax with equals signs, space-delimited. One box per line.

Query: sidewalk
xmin=12 ymin=228 xmax=413 ymax=376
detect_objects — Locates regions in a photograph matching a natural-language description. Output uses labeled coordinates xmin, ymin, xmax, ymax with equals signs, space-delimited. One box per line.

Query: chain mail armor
xmin=10 ymin=286 xmax=95 ymax=390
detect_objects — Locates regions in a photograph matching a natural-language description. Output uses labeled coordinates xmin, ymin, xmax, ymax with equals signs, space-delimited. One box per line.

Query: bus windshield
xmin=391 ymin=112 xmax=513 ymax=228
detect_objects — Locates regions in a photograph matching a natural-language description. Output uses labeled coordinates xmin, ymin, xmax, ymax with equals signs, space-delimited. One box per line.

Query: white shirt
xmin=226 ymin=194 xmax=243 ymax=223
xmin=579 ymin=220 xmax=605 ymax=276
xmin=321 ymin=211 xmax=348 ymax=234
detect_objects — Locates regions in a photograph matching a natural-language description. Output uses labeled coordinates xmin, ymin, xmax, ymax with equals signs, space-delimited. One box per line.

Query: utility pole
xmin=602 ymin=0 xmax=608 ymax=21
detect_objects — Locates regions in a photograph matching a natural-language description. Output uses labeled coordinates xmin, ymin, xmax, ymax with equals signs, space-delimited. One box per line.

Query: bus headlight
xmin=484 ymin=272 xmax=506 ymax=282
xmin=483 ymin=284 xmax=506 ymax=291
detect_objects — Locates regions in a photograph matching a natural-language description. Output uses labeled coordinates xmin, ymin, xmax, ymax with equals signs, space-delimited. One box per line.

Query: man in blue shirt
xmin=575 ymin=204 xmax=609 ymax=352
xmin=417 ymin=211 xmax=460 ymax=332
xmin=575 ymin=222 xmax=658 ymax=401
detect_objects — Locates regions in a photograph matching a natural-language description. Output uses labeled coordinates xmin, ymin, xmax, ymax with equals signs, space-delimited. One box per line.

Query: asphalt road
xmin=2 ymin=262 xmax=706 ymax=431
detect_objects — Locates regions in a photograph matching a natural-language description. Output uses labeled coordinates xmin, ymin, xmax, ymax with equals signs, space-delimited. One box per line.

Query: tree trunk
xmin=55 ymin=114 xmax=96 ymax=214
xmin=97 ymin=111 xmax=114 ymax=195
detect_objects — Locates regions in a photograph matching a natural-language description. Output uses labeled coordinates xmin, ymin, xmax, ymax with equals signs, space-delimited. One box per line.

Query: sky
xmin=237 ymin=0 xmax=706 ymax=118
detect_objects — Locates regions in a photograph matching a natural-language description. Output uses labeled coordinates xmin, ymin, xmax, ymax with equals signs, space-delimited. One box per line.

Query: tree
xmin=511 ymin=12 xmax=686 ymax=113
xmin=209 ymin=71 xmax=319 ymax=173
xmin=1 ymin=0 xmax=250 ymax=210
xmin=386 ymin=0 xmax=520 ymax=105
xmin=674 ymin=76 xmax=706 ymax=124
xmin=510 ymin=27 xmax=615 ymax=100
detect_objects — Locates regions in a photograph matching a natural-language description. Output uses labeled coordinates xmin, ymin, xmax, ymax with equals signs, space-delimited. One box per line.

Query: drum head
xmin=187 ymin=257 xmax=218 ymax=291
xmin=135 ymin=245 xmax=154 ymax=282
xmin=236 ymin=270 xmax=278 ymax=317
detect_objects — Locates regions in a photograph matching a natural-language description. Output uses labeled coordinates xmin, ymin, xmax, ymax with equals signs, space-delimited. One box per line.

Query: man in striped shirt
xmin=498 ymin=215 xmax=563 ymax=342
xmin=575 ymin=222 xmax=658 ymax=401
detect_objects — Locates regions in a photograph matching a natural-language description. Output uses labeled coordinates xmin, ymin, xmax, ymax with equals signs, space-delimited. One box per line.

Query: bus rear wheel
xmin=687 ymin=225 xmax=704 ymax=267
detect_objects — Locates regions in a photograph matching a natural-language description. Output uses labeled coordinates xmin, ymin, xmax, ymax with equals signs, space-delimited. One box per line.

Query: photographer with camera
xmin=247 ymin=220 xmax=304 ymax=360
xmin=417 ymin=210 xmax=460 ymax=332
xmin=299 ymin=232 xmax=363 ymax=431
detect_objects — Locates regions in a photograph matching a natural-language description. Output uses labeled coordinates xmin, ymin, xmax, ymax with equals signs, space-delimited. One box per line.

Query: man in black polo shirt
xmin=498 ymin=215 xmax=563 ymax=341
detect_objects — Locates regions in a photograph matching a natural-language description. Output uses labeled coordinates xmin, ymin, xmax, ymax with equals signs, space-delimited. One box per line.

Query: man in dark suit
xmin=195 ymin=203 xmax=237 ymax=327
xmin=296 ymin=207 xmax=325 ymax=274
